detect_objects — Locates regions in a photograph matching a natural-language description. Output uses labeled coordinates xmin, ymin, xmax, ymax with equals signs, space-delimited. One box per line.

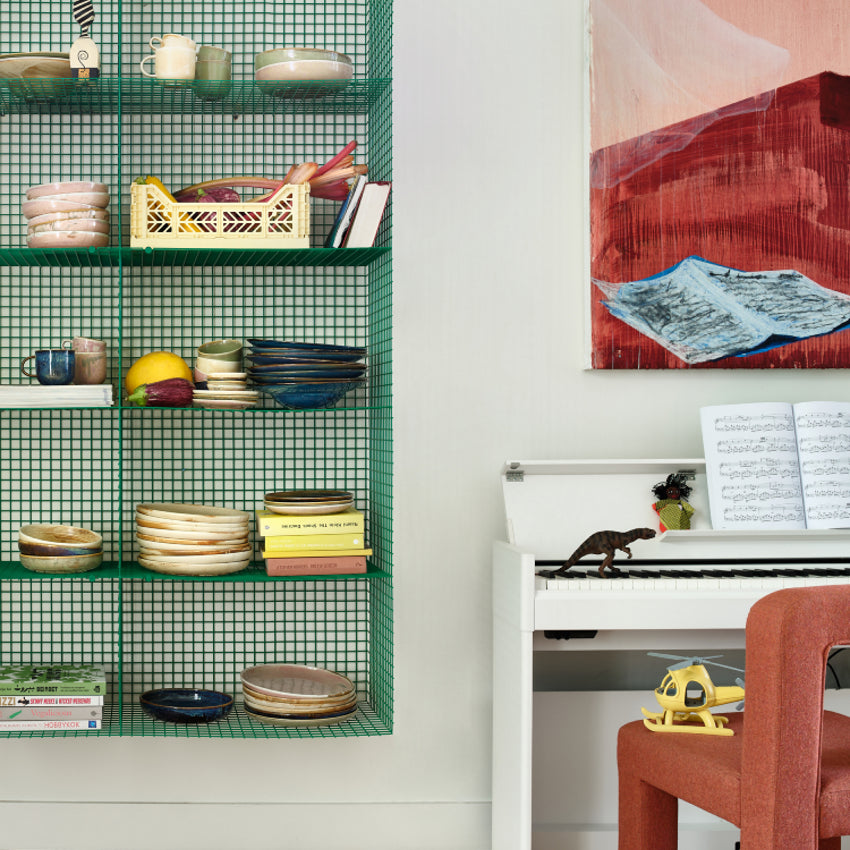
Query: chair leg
xmin=618 ymin=771 xmax=678 ymax=850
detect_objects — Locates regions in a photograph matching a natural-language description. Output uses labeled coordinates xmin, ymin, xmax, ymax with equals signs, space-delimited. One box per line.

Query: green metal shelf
xmin=0 ymin=77 xmax=391 ymax=116
xmin=0 ymin=0 xmax=393 ymax=739
xmin=0 ymin=246 xmax=390 ymax=268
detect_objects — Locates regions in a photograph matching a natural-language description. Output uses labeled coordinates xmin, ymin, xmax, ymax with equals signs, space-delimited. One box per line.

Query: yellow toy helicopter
xmin=641 ymin=653 xmax=745 ymax=736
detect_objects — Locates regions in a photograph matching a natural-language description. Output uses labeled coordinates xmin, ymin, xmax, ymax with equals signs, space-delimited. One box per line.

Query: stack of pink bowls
xmin=23 ymin=181 xmax=110 ymax=248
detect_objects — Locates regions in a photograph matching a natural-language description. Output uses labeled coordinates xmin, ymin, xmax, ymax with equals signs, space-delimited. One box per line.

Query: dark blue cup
xmin=21 ymin=349 xmax=76 ymax=385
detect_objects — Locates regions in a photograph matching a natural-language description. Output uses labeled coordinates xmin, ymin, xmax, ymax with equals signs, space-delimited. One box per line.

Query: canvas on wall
xmin=588 ymin=0 xmax=850 ymax=369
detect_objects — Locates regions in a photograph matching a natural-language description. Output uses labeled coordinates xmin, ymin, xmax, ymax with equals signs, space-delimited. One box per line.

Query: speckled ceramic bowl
xmin=140 ymin=688 xmax=234 ymax=723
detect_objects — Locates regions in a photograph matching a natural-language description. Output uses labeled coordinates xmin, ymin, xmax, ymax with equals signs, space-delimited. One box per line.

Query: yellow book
xmin=263 ymin=532 xmax=365 ymax=552
xmin=262 ymin=547 xmax=373 ymax=559
xmin=256 ymin=508 xmax=364 ymax=537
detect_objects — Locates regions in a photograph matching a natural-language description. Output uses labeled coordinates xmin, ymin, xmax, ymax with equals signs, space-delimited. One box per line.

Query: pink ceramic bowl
xmin=27 ymin=230 xmax=110 ymax=249
xmin=22 ymin=198 xmax=104 ymax=218
xmin=26 ymin=208 xmax=109 ymax=228
xmin=26 ymin=181 xmax=108 ymax=199
xmin=28 ymin=218 xmax=109 ymax=235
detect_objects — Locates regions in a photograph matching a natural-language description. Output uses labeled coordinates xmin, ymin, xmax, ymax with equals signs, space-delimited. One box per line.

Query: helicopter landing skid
xmin=641 ymin=706 xmax=734 ymax=736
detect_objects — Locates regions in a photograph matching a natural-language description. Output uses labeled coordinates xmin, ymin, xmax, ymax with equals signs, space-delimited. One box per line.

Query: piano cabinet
xmin=492 ymin=459 xmax=850 ymax=849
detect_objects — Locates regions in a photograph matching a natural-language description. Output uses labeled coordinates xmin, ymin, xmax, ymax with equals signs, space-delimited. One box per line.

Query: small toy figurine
xmin=641 ymin=653 xmax=745 ymax=736
xmin=651 ymin=473 xmax=695 ymax=531
xmin=537 ymin=527 xmax=656 ymax=579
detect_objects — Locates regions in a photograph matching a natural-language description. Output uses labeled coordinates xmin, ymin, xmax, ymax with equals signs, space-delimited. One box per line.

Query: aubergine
xmin=126 ymin=378 xmax=194 ymax=407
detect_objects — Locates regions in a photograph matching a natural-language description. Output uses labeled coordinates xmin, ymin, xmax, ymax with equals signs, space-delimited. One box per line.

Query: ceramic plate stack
xmin=135 ymin=503 xmax=252 ymax=575
xmin=24 ymin=181 xmax=110 ymax=248
xmin=264 ymin=489 xmax=354 ymax=516
xmin=246 ymin=339 xmax=366 ymax=409
xmin=193 ymin=375 xmax=259 ymax=410
xmin=241 ymin=663 xmax=358 ymax=726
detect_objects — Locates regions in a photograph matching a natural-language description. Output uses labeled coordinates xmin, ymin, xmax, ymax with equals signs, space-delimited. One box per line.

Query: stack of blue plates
xmin=246 ymin=339 xmax=367 ymax=409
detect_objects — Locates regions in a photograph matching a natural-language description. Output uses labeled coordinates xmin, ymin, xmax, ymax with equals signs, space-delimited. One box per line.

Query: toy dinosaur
xmin=537 ymin=527 xmax=656 ymax=578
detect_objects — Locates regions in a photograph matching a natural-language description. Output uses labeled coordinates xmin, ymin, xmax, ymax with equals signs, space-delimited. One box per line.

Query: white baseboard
xmin=0 ymin=801 xmax=491 ymax=850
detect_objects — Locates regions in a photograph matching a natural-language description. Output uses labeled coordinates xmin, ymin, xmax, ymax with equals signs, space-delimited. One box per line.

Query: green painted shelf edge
xmin=0 ymin=700 xmax=392 ymax=738
xmin=0 ymin=77 xmax=392 ymax=116
xmin=0 ymin=561 xmax=390 ymax=581
xmin=0 ymin=246 xmax=390 ymax=268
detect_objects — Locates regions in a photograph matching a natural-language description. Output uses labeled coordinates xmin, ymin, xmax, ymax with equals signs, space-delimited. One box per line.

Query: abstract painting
xmin=588 ymin=0 xmax=850 ymax=369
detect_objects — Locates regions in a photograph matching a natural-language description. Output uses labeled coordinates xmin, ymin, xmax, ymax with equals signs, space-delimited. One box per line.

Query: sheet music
xmin=701 ymin=401 xmax=850 ymax=530
xmin=793 ymin=401 xmax=850 ymax=529
xmin=701 ymin=402 xmax=805 ymax=530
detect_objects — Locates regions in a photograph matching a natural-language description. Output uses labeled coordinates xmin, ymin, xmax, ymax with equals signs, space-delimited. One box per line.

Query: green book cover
xmin=0 ymin=664 xmax=107 ymax=696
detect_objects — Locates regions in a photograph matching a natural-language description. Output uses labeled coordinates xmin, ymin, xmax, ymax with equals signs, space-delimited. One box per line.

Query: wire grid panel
xmin=0 ymin=411 xmax=122 ymax=562
xmin=120 ymin=408 xmax=371 ymax=557
xmin=0 ymin=267 xmax=121 ymax=384
xmin=119 ymin=0 xmax=369 ymax=80
xmin=0 ymin=577 xmax=119 ymax=737
xmin=0 ymin=0 xmax=119 ymax=62
xmin=0 ymin=114 xmax=121 ymax=250
xmin=120 ymin=577 xmax=389 ymax=737
xmin=120 ymin=111 xmax=368 ymax=247
xmin=120 ymin=264 xmax=369 ymax=408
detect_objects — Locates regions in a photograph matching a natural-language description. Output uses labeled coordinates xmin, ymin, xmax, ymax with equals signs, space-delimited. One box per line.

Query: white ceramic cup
xmin=196 ymin=354 xmax=242 ymax=376
xmin=140 ymin=46 xmax=197 ymax=81
xmin=150 ymin=34 xmax=196 ymax=51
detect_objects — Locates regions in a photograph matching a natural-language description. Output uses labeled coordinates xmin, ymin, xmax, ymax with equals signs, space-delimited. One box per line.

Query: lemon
xmin=125 ymin=351 xmax=193 ymax=395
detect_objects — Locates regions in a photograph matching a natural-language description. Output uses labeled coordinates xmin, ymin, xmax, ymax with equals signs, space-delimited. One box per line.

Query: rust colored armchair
xmin=617 ymin=585 xmax=850 ymax=849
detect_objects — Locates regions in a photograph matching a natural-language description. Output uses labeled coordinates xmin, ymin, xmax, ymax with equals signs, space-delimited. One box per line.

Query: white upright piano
xmin=492 ymin=460 xmax=850 ymax=850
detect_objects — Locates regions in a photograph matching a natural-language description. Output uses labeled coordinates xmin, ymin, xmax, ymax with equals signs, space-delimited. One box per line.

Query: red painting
xmin=589 ymin=0 xmax=850 ymax=369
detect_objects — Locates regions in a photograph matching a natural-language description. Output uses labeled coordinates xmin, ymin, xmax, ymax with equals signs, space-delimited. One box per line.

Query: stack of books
xmin=256 ymin=507 xmax=371 ymax=576
xmin=0 ymin=663 xmax=106 ymax=730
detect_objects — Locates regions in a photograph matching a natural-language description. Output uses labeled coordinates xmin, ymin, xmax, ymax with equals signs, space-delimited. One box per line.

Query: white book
xmin=342 ymin=181 xmax=391 ymax=248
xmin=0 ymin=695 xmax=104 ymax=706
xmin=0 ymin=718 xmax=101 ymax=730
xmin=700 ymin=401 xmax=850 ymax=530
xmin=0 ymin=705 xmax=102 ymax=720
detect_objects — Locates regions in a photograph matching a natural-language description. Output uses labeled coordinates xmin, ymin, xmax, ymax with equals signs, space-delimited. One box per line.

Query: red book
xmin=265 ymin=555 xmax=367 ymax=576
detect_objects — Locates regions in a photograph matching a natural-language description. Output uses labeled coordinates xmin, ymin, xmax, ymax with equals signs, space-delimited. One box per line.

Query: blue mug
xmin=21 ymin=349 xmax=76 ymax=385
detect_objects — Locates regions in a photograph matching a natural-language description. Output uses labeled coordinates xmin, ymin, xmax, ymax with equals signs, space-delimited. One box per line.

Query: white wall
xmin=4 ymin=1 xmax=850 ymax=849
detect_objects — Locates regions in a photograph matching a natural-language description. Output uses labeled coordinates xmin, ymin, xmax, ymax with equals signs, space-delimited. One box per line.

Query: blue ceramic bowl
xmin=259 ymin=381 xmax=360 ymax=409
xmin=139 ymin=689 xmax=234 ymax=723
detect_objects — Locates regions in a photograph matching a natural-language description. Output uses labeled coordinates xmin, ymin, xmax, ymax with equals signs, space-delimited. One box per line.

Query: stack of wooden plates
xmin=241 ymin=663 xmax=357 ymax=726
xmin=264 ymin=489 xmax=354 ymax=516
xmin=135 ymin=503 xmax=252 ymax=575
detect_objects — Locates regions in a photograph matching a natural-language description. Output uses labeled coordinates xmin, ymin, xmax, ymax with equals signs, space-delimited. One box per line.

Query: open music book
xmin=701 ymin=401 xmax=850 ymax=530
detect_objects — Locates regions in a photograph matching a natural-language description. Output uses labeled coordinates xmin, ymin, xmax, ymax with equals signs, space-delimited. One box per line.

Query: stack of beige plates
xmin=241 ymin=663 xmax=358 ymax=726
xmin=135 ymin=503 xmax=252 ymax=575
xmin=23 ymin=181 xmax=110 ymax=248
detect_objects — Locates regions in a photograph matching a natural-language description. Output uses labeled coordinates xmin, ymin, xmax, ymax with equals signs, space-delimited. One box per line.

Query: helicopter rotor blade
xmin=701 ymin=660 xmax=746 ymax=673
xmin=648 ymin=652 xmax=725 ymax=665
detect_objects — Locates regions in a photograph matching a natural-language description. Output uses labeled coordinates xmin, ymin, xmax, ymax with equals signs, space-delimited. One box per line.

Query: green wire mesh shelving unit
xmin=0 ymin=0 xmax=392 ymax=738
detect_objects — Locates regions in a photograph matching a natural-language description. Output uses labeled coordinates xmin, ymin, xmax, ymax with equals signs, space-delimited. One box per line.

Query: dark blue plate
xmin=249 ymin=367 xmax=367 ymax=380
xmin=139 ymin=688 xmax=234 ymax=723
xmin=247 ymin=339 xmax=366 ymax=356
